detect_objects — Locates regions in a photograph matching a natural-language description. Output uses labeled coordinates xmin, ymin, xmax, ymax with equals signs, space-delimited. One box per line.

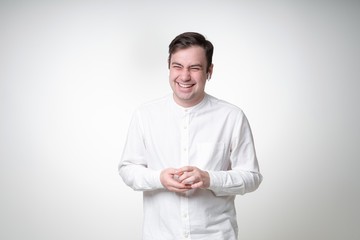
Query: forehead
xmin=170 ymin=46 xmax=207 ymax=64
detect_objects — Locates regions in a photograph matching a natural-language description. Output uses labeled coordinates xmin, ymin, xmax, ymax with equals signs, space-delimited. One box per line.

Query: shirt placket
xmin=180 ymin=110 xmax=190 ymax=240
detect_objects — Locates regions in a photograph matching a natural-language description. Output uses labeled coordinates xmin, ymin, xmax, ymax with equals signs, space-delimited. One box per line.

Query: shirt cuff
xmin=207 ymin=170 xmax=222 ymax=190
xmin=151 ymin=169 xmax=164 ymax=189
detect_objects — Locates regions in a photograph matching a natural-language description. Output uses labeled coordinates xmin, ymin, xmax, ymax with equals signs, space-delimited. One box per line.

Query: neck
xmin=173 ymin=93 xmax=206 ymax=108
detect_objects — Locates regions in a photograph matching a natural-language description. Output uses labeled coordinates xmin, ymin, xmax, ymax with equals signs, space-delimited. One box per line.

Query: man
xmin=119 ymin=32 xmax=262 ymax=240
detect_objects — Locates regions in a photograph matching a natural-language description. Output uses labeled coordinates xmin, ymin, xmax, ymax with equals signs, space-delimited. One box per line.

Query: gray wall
xmin=1 ymin=0 xmax=359 ymax=239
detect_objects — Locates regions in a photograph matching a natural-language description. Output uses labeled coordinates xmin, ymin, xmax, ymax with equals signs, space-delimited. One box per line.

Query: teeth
xmin=178 ymin=83 xmax=193 ymax=88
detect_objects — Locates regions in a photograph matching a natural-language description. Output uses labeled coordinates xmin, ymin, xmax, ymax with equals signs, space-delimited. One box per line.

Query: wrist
xmin=203 ymin=171 xmax=210 ymax=188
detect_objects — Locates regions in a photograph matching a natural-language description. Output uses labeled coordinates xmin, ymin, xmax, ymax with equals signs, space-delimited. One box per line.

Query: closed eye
xmin=190 ymin=67 xmax=201 ymax=71
xmin=171 ymin=63 xmax=183 ymax=69
xmin=190 ymin=64 xmax=202 ymax=71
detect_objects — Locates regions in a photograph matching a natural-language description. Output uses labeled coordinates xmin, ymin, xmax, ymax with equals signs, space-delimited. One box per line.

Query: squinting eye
xmin=191 ymin=68 xmax=200 ymax=71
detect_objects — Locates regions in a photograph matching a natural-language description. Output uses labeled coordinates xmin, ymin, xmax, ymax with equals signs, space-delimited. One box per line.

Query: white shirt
xmin=119 ymin=94 xmax=262 ymax=240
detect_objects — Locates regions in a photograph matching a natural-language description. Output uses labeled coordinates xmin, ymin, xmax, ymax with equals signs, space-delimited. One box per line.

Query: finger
xmin=167 ymin=183 xmax=192 ymax=192
xmin=190 ymin=181 xmax=204 ymax=189
xmin=168 ymin=178 xmax=191 ymax=189
xmin=177 ymin=171 xmax=189 ymax=182
xmin=181 ymin=175 xmax=195 ymax=185
xmin=174 ymin=169 xmax=184 ymax=176
xmin=167 ymin=168 xmax=179 ymax=176
xmin=178 ymin=166 xmax=193 ymax=173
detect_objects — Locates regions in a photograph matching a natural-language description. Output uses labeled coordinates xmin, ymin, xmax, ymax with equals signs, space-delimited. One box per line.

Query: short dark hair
xmin=168 ymin=32 xmax=214 ymax=72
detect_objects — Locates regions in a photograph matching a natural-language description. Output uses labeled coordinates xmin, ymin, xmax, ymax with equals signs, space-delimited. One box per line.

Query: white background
xmin=1 ymin=0 xmax=359 ymax=239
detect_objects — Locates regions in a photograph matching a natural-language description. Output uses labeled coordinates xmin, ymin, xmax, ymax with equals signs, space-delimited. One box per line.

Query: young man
xmin=119 ymin=32 xmax=262 ymax=240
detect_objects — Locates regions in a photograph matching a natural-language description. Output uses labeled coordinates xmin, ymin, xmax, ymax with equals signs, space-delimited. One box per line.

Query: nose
xmin=179 ymin=69 xmax=191 ymax=81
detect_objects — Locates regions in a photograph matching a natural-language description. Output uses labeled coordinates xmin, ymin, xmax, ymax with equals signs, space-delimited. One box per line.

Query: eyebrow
xmin=171 ymin=62 xmax=183 ymax=67
xmin=171 ymin=62 xmax=203 ymax=68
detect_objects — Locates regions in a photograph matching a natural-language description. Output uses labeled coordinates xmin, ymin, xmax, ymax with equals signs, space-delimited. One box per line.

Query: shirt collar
xmin=170 ymin=93 xmax=209 ymax=114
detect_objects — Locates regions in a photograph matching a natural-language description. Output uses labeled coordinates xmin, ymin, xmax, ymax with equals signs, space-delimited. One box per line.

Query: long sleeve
xmin=118 ymin=111 xmax=163 ymax=191
xmin=118 ymin=94 xmax=262 ymax=239
xmin=207 ymin=113 xmax=263 ymax=196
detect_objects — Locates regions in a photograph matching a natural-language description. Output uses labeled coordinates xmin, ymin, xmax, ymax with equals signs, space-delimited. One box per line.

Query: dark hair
xmin=168 ymin=32 xmax=214 ymax=72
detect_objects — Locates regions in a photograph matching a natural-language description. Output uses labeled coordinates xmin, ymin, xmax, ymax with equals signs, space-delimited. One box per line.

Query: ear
xmin=207 ymin=64 xmax=214 ymax=80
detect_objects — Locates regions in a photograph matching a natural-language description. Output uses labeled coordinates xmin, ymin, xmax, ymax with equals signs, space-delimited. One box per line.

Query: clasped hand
xmin=160 ymin=166 xmax=210 ymax=193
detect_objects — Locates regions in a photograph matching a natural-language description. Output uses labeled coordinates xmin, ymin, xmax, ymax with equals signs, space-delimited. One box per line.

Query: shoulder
xmin=134 ymin=94 xmax=171 ymax=115
xmin=206 ymin=94 xmax=245 ymax=116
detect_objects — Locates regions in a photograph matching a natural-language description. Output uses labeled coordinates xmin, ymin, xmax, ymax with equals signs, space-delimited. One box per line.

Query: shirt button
xmin=184 ymin=232 xmax=189 ymax=238
xmin=183 ymin=147 xmax=187 ymax=152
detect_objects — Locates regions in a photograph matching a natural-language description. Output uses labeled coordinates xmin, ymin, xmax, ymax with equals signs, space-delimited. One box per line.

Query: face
xmin=169 ymin=46 xmax=213 ymax=107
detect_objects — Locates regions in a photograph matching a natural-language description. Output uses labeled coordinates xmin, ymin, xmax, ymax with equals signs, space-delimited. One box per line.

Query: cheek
xmin=169 ymin=71 xmax=177 ymax=80
xmin=169 ymin=73 xmax=177 ymax=87
xmin=195 ymin=75 xmax=207 ymax=86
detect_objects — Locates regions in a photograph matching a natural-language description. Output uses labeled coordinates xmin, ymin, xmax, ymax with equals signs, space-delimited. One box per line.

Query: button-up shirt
xmin=119 ymin=94 xmax=262 ymax=240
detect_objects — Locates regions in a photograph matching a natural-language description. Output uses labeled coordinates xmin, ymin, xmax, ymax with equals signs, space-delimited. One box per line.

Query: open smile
xmin=177 ymin=82 xmax=195 ymax=88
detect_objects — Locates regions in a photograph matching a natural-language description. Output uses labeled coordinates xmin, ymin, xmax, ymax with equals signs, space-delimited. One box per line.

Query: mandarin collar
xmin=170 ymin=93 xmax=209 ymax=114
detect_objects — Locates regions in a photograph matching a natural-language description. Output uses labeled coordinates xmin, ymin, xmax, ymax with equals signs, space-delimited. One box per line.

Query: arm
xmin=118 ymin=111 xmax=163 ymax=191
xmin=207 ymin=113 xmax=263 ymax=196
xmin=207 ymin=170 xmax=262 ymax=196
xmin=118 ymin=111 xmax=191 ymax=192
xmin=176 ymin=113 xmax=262 ymax=196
